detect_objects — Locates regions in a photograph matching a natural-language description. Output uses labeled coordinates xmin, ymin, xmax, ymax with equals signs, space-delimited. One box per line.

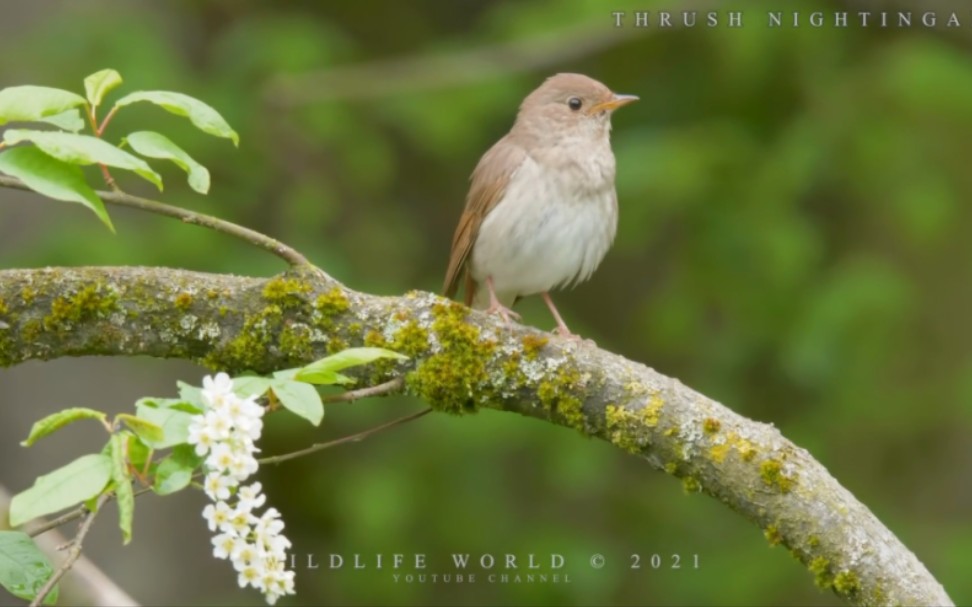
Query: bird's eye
xmin=568 ymin=97 xmax=583 ymax=111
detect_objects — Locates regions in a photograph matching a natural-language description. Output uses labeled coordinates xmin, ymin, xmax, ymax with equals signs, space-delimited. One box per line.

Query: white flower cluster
xmin=187 ymin=373 xmax=295 ymax=605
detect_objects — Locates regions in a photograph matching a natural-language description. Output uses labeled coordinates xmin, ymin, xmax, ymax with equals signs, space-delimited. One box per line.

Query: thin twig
xmin=260 ymin=408 xmax=432 ymax=466
xmin=27 ymin=508 xmax=88 ymax=539
xmin=0 ymin=485 xmax=140 ymax=606
xmin=28 ymin=485 xmax=154 ymax=539
xmin=26 ymin=406 xmax=426 ymax=535
xmin=322 ymin=377 xmax=404 ymax=404
xmin=0 ymin=175 xmax=314 ymax=268
xmin=97 ymin=106 xmax=120 ymax=137
xmin=30 ymin=493 xmax=110 ymax=607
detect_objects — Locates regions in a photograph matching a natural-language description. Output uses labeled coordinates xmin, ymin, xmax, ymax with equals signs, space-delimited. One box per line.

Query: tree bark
xmin=0 ymin=266 xmax=953 ymax=606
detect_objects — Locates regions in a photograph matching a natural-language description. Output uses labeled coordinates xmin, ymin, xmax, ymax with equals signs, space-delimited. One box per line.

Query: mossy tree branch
xmin=0 ymin=266 xmax=953 ymax=606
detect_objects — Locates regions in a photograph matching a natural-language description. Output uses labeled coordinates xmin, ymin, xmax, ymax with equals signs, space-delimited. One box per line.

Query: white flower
xmin=275 ymin=568 xmax=295 ymax=594
xmin=227 ymin=395 xmax=264 ymax=426
xmin=187 ymin=418 xmax=217 ymax=456
xmin=255 ymin=508 xmax=285 ymax=538
xmin=241 ymin=395 xmax=265 ymax=417
xmin=203 ymin=372 xmax=234 ymax=398
xmin=260 ymin=534 xmax=292 ymax=560
xmin=237 ymin=483 xmax=267 ymax=512
xmin=204 ymin=472 xmax=233 ymax=501
xmin=227 ymin=506 xmax=255 ymax=537
xmin=261 ymin=567 xmax=294 ymax=605
xmin=212 ymin=532 xmax=240 ymax=560
xmin=202 ymin=501 xmax=234 ymax=533
xmin=204 ymin=409 xmax=234 ymax=440
xmin=226 ymin=452 xmax=259 ymax=481
xmin=238 ymin=565 xmax=261 ymax=589
xmin=207 ymin=442 xmax=237 ymax=474
xmin=190 ymin=373 xmax=295 ymax=605
xmin=231 ymin=541 xmax=260 ymax=571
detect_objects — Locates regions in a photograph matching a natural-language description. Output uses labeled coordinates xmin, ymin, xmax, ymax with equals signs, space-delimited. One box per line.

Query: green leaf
xmin=84 ymin=69 xmax=122 ymax=108
xmin=108 ymin=434 xmax=134 ymax=544
xmin=274 ymin=365 xmax=354 ymax=385
xmin=20 ymin=407 xmax=108 ymax=447
xmin=124 ymin=130 xmax=210 ymax=194
xmin=3 ymin=129 xmax=162 ymax=190
xmin=126 ymin=434 xmax=152 ymax=473
xmin=177 ymin=382 xmax=205 ymax=410
xmin=271 ymin=380 xmax=324 ymax=426
xmin=295 ymin=368 xmax=354 ymax=385
xmin=295 ymin=347 xmax=408 ymax=384
xmin=153 ymin=444 xmax=202 ymax=496
xmin=8 ymin=453 xmax=112 ymax=527
xmin=115 ymin=413 xmax=164 ymax=444
xmin=234 ymin=376 xmax=322 ymax=425
xmin=0 ymin=531 xmax=58 ymax=605
xmin=134 ymin=399 xmax=197 ymax=449
xmin=0 ymin=147 xmax=113 ymax=231
xmin=114 ymin=90 xmax=239 ymax=146
xmin=232 ymin=376 xmax=273 ymax=399
xmin=0 ymin=85 xmax=86 ymax=126
xmin=38 ymin=109 xmax=85 ymax=132
xmin=271 ymin=368 xmax=300 ymax=380
xmin=137 ymin=396 xmax=201 ymax=413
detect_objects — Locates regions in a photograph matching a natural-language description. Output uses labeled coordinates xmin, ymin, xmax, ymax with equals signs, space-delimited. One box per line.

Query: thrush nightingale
xmin=443 ymin=73 xmax=637 ymax=336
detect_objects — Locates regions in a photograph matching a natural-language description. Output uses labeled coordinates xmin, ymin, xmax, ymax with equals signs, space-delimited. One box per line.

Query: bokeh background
xmin=1 ymin=0 xmax=970 ymax=605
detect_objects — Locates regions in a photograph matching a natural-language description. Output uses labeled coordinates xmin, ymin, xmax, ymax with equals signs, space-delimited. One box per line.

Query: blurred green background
xmin=1 ymin=0 xmax=970 ymax=605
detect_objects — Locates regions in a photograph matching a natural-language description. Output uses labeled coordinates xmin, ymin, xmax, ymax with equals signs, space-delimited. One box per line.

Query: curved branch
xmin=0 ymin=266 xmax=953 ymax=606
xmin=0 ymin=175 xmax=314 ymax=269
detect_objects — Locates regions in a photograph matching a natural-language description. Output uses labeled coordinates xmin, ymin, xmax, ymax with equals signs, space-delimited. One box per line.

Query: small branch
xmin=0 ymin=175 xmax=314 ymax=268
xmin=30 ymin=493 xmax=110 ymax=607
xmin=322 ymin=377 xmax=404 ymax=404
xmin=98 ymin=164 xmax=118 ymax=190
xmin=27 ymin=485 xmax=154 ymax=539
xmin=21 ymin=400 xmax=422 ymax=536
xmin=260 ymin=408 xmax=432 ymax=466
xmin=97 ymin=105 xmax=119 ymax=137
xmin=26 ymin=508 xmax=88 ymax=539
xmin=0 ymin=485 xmax=139 ymax=606
xmin=86 ymin=104 xmax=120 ymax=189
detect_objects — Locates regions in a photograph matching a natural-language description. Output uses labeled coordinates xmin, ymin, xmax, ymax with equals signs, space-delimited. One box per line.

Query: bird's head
xmin=515 ymin=73 xmax=638 ymax=142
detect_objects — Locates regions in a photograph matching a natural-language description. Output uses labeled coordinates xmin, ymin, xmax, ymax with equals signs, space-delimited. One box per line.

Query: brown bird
xmin=442 ymin=73 xmax=637 ymax=337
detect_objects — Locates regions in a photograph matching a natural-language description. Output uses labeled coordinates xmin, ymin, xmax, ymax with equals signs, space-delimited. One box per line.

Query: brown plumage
xmin=443 ymin=139 xmax=525 ymax=304
xmin=442 ymin=73 xmax=637 ymax=336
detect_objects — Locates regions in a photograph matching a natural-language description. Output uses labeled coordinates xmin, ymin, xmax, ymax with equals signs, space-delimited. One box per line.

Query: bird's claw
xmin=551 ymin=325 xmax=597 ymax=346
xmin=486 ymin=302 xmax=521 ymax=327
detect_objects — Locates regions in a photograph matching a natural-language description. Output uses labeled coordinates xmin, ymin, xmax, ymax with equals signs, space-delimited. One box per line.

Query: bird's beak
xmin=589 ymin=93 xmax=639 ymax=114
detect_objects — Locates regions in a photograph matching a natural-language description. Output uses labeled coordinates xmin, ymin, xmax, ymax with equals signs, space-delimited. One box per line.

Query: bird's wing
xmin=443 ymin=136 xmax=526 ymax=304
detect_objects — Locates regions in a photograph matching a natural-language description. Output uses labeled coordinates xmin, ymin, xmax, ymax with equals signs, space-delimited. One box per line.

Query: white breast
xmin=469 ymin=149 xmax=618 ymax=308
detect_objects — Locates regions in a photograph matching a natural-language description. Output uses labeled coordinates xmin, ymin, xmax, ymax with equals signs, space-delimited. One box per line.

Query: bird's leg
xmin=541 ymin=292 xmax=578 ymax=338
xmin=484 ymin=276 xmax=521 ymax=325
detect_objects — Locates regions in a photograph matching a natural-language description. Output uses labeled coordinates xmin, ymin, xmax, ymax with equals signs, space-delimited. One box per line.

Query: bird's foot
xmin=551 ymin=324 xmax=596 ymax=345
xmin=484 ymin=276 xmax=521 ymax=327
xmin=486 ymin=301 xmax=521 ymax=327
xmin=541 ymin=292 xmax=592 ymax=342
